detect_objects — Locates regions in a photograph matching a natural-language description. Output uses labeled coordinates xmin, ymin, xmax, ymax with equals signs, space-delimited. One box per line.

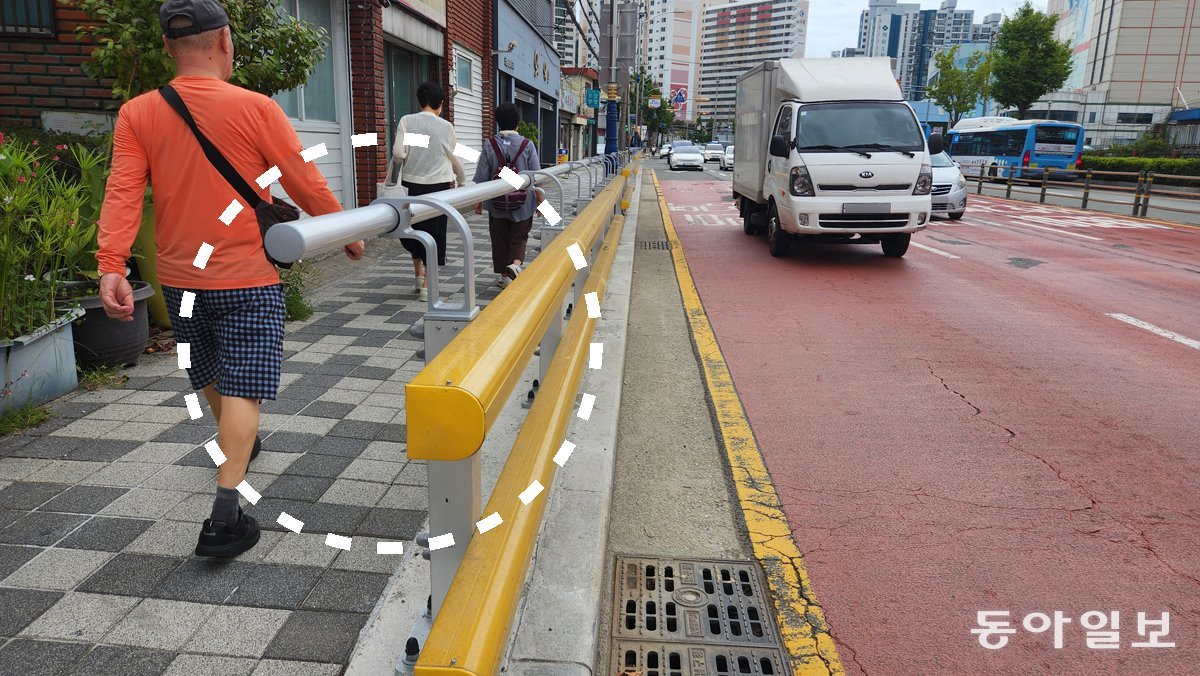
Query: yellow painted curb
xmin=650 ymin=170 xmax=845 ymax=675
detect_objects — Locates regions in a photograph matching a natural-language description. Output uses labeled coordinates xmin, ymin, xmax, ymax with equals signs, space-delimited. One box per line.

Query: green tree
xmin=991 ymin=2 xmax=1072 ymax=119
xmin=78 ymin=0 xmax=327 ymax=101
xmin=630 ymin=67 xmax=675 ymax=147
xmin=927 ymin=45 xmax=992 ymax=129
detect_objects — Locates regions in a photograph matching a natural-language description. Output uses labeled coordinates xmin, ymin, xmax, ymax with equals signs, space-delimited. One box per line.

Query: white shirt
xmin=392 ymin=110 xmax=466 ymax=186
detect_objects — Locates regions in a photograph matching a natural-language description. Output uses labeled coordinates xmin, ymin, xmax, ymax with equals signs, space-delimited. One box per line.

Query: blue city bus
xmin=946 ymin=118 xmax=1085 ymax=181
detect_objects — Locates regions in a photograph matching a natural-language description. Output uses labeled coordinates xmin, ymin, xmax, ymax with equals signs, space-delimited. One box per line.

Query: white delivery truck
xmin=733 ymin=58 xmax=943 ymax=257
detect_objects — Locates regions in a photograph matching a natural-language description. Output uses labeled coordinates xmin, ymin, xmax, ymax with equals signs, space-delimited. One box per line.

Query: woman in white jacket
xmin=392 ymin=81 xmax=466 ymax=301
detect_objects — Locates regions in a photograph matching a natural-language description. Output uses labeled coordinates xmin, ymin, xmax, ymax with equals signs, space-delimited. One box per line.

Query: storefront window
xmin=273 ymin=0 xmax=337 ymax=122
xmin=385 ymin=43 xmax=434 ymax=150
xmin=456 ymin=55 xmax=473 ymax=91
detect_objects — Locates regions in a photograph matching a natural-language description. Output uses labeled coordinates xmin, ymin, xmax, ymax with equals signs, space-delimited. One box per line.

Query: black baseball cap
xmin=160 ymin=0 xmax=230 ymax=39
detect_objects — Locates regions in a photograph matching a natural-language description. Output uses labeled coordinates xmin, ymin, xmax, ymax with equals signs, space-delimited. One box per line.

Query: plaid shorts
xmin=162 ymin=284 xmax=285 ymax=401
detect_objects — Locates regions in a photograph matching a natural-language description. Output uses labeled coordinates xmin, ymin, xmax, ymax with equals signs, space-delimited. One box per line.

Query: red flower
xmin=32 ymin=161 xmax=39 ymax=168
xmin=55 ymin=144 xmax=67 ymax=150
xmin=31 ymin=140 xmax=38 ymax=146
xmin=16 ymin=175 xmax=25 ymax=183
xmin=52 ymin=155 xmax=60 ymax=161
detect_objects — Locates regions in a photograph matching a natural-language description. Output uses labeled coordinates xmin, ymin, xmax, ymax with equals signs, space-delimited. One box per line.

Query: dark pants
xmin=489 ymin=215 xmax=533 ymax=274
xmin=400 ymin=181 xmax=452 ymax=267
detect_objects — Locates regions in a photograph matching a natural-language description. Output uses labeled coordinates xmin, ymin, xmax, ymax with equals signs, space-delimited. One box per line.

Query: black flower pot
xmin=72 ymin=281 xmax=157 ymax=369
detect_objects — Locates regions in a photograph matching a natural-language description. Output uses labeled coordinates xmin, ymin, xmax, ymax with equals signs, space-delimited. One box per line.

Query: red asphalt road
xmin=658 ymin=174 xmax=1200 ymax=676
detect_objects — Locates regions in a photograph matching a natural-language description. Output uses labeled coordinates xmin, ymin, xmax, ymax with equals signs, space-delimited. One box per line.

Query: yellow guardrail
xmin=406 ymin=174 xmax=627 ymax=462
xmin=415 ymin=210 xmax=627 ymax=675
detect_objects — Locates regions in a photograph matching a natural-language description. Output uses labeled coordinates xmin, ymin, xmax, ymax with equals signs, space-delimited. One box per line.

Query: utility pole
xmin=604 ymin=0 xmax=620 ymax=156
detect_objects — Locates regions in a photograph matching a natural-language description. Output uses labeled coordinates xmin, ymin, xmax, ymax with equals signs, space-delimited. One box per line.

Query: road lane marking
xmin=653 ymin=171 xmax=844 ymax=675
xmin=1106 ymin=314 xmax=1200 ymax=351
xmin=973 ymin=216 xmax=1104 ymax=241
xmin=912 ymin=242 xmax=960 ymax=259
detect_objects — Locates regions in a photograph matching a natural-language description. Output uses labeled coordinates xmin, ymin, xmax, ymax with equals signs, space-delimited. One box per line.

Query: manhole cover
xmin=609 ymin=556 xmax=787 ymax=676
xmin=637 ymin=241 xmax=673 ymax=250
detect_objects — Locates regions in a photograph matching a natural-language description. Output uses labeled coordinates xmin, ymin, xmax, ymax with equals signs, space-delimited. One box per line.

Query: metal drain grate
xmin=637 ymin=240 xmax=673 ymax=250
xmin=609 ymin=556 xmax=787 ymax=676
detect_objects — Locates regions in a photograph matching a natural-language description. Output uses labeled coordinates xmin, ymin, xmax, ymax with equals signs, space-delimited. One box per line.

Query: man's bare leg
xmin=216 ymin=395 xmax=258 ymax=489
xmin=202 ymin=383 xmax=223 ymax=423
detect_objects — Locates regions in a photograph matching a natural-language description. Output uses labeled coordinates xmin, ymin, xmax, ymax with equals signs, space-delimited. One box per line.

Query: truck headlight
xmin=790 ymin=166 xmax=814 ymax=196
xmin=956 ymin=175 xmax=967 ymax=190
xmin=914 ymin=164 xmax=932 ymax=195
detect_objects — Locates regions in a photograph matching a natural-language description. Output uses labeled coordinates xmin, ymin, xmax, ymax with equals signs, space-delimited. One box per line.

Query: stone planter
xmin=0 ymin=308 xmax=85 ymax=416
xmin=72 ymin=281 xmax=157 ymax=369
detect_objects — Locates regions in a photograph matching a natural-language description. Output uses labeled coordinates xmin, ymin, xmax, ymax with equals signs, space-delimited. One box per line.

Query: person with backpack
xmin=473 ymin=103 xmax=541 ymax=289
xmin=393 ymin=81 xmax=466 ymax=301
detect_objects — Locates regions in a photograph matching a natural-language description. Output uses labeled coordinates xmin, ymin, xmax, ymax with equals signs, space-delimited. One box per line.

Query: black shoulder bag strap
xmin=159 ymin=85 xmax=296 ymax=269
xmin=159 ymin=85 xmax=264 ymax=209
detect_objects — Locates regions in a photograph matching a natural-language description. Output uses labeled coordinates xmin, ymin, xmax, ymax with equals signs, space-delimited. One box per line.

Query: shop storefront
xmin=381 ymin=1 xmax=446 ymax=154
xmin=496 ymin=0 xmax=561 ymax=166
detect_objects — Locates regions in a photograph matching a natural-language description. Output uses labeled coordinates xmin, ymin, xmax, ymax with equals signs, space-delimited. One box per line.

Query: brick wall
xmin=0 ymin=1 xmax=114 ymax=126
xmin=445 ymin=0 xmax=493 ymax=139
xmin=349 ymin=1 xmax=386 ymax=206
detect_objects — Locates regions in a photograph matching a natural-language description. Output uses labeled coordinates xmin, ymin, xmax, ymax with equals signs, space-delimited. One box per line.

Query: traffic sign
xmin=648 ymin=97 xmax=661 ymax=109
xmin=586 ymin=89 xmax=601 ymax=108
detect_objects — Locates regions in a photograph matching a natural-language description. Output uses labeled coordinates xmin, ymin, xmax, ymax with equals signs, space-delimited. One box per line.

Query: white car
xmin=668 ymin=144 xmax=704 ymax=170
xmin=720 ymin=145 xmax=735 ymax=170
xmin=930 ymin=151 xmax=967 ymax=220
xmin=658 ymin=145 xmax=671 ymax=158
xmin=703 ymin=143 xmax=725 ymax=162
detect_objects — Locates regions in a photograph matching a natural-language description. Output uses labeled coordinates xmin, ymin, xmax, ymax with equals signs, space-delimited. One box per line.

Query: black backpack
xmin=489 ymin=136 xmax=531 ymax=211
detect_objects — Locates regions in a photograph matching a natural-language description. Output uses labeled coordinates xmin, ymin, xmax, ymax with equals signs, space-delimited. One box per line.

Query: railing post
xmin=1132 ymin=170 xmax=1145 ymax=217
xmin=1039 ymin=169 xmax=1049 ymax=204
xmin=523 ymin=170 xmax=566 ymax=217
xmin=1005 ymin=167 xmax=1014 ymax=199
xmin=538 ymin=224 xmax=567 ymax=382
xmin=1081 ymin=170 xmax=1092 ymax=210
xmin=977 ymin=164 xmax=985 ymax=196
xmin=1140 ymin=172 xmax=1155 ymax=217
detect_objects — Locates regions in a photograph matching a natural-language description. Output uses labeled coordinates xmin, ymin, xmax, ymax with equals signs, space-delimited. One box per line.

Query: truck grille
xmin=819 ymin=213 xmax=910 ymax=228
xmin=932 ymin=184 xmax=952 ymax=195
xmin=819 ymin=184 xmax=911 ymax=192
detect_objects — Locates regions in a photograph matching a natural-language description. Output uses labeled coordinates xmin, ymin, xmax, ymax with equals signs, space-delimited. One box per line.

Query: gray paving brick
xmin=297 ymin=401 xmax=354 ymax=420
xmin=58 ymin=516 xmax=154 ymax=552
xmin=296 ymin=503 xmax=368 ymax=535
xmin=338 ymin=458 xmax=403 ymax=483
xmin=153 ymin=424 xmax=217 ymax=445
xmin=0 ymin=508 xmax=23 ymax=529
xmin=172 ymin=446 xmax=218 ymax=468
xmin=263 ymin=533 xmax=338 ymax=568
xmin=103 ymin=599 xmax=217 ymax=650
xmin=50 ymin=417 xmax=123 ymax=439
xmin=63 ymin=439 xmax=143 ymax=463
xmin=0 ymin=482 xmax=70 ymax=510
xmin=378 ymin=484 xmax=427 ymax=511
xmin=82 ymin=462 xmax=163 ymax=488
xmin=325 ymin=354 xmax=368 ymax=367
xmin=343 ymin=405 xmax=398 ymax=424
xmin=261 ymin=432 xmax=320 ymax=454
xmin=355 ymin=507 xmax=425 ymax=540
xmin=23 ymin=459 xmax=104 ymax=484
xmin=288 ymin=374 xmax=344 ymax=390
xmin=125 ymin=520 xmax=199 ymax=557
xmin=245 ymin=499 xmax=312 ymax=533
xmin=132 ymin=406 xmax=190 ymax=425
xmin=225 ymin=563 xmax=323 ymax=610
xmin=266 ymin=415 xmax=338 ymax=437
xmin=163 ymin=654 xmax=256 ymax=676
xmin=141 ymin=466 xmax=214 ymax=492
xmin=149 ymin=557 xmax=253 ymax=604
xmin=360 ymin=441 xmax=406 ymax=462
xmin=0 ymin=588 xmax=62 ymax=636
xmin=260 ymin=398 xmax=309 ymax=416
xmin=0 ymin=544 xmax=41 ymax=580
xmin=347 ymin=365 xmax=393 ymax=381
xmin=374 ymin=423 xmax=407 ymax=443
xmin=85 ymin=403 xmax=148 ymax=421
xmin=305 ymin=436 xmax=369 ymax=458
xmin=184 ymin=605 xmax=290 ymax=658
xmin=78 ymin=553 xmax=185 ymax=597
xmin=38 ymin=485 xmax=128 ymax=514
xmin=318 ymin=479 xmax=386 ymax=507
xmin=395 ymin=461 xmax=426 ymax=486
xmin=313 ymin=389 xmax=370 ymax=405
xmin=116 ymin=442 xmax=193 ymax=465
xmin=284 ymin=453 xmax=353 ymax=478
xmin=21 ymin=591 xmax=139 ymax=641
xmin=300 ymin=569 xmax=390 ymax=613
xmin=0 ymin=638 xmax=89 ymax=676
xmin=103 ymin=421 xmax=174 ymax=442
xmin=66 ymin=645 xmax=176 ymax=676
xmin=163 ymin=493 xmax=214 ymax=523
xmin=99 ymin=488 xmax=190 ymax=519
xmin=1 ymin=547 xmax=112 ymax=590
xmin=330 ymin=536 xmax=405 ymax=574
xmin=246 ymin=451 xmax=298 ymax=475
xmin=0 ymin=511 xmax=88 ymax=546
xmin=69 ymin=389 xmax=132 ymax=404
xmin=261 ymin=610 xmax=367 ymax=664
xmin=327 ymin=420 xmax=383 ymax=440
xmin=263 ymin=475 xmax=333 ymax=502
xmin=0 ymin=458 xmax=49 ymax=481
xmin=119 ymin=390 xmax=178 ymax=406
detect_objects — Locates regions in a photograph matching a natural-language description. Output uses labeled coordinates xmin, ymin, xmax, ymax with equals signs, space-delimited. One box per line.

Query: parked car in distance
xmin=669 ymin=144 xmax=704 ymax=170
xmin=659 ymin=144 xmax=672 ymax=158
xmin=930 ymin=151 xmax=967 ymax=220
xmin=703 ymin=142 xmax=725 ymax=162
xmin=720 ymin=145 xmax=735 ymax=170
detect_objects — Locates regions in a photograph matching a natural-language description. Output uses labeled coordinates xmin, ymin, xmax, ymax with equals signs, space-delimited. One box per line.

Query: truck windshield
xmin=795 ymin=103 xmax=924 ymax=153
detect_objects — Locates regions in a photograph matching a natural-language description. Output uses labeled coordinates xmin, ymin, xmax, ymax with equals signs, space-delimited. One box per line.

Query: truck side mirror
xmin=769 ymin=135 xmax=791 ymax=158
xmin=928 ymin=132 xmax=944 ymax=155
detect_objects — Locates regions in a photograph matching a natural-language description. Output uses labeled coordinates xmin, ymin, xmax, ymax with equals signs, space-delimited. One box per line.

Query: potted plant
xmin=0 ymin=136 xmax=86 ymax=415
xmin=77 ymin=0 xmax=330 ymax=330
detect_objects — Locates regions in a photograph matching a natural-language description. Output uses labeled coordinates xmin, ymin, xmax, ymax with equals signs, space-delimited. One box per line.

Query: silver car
xmin=931 ymin=151 xmax=967 ymax=220
xmin=669 ymin=144 xmax=704 ymax=170
xmin=720 ymin=145 xmax=735 ymax=170
xmin=703 ymin=142 xmax=725 ymax=163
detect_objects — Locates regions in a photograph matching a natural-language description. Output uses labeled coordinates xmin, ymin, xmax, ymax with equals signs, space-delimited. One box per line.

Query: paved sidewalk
xmin=0 ymin=176 xmax=589 ymax=675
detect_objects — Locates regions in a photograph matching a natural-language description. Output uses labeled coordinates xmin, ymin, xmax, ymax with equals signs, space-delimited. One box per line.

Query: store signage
xmin=586 ymin=89 xmax=601 ymax=108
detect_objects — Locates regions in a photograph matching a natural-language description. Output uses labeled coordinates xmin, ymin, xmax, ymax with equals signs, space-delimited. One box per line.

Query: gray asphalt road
xmin=651 ymin=156 xmax=731 ymax=181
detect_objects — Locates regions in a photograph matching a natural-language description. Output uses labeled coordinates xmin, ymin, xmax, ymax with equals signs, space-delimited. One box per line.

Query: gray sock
xmin=210 ymin=486 xmax=240 ymax=523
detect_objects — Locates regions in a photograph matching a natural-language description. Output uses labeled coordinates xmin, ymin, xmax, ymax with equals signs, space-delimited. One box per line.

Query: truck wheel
xmin=881 ymin=233 xmax=911 ymax=257
xmin=766 ymin=206 xmax=789 ymax=257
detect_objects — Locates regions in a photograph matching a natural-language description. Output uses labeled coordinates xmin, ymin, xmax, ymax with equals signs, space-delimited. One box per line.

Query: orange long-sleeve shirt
xmin=97 ymin=76 xmax=343 ymax=290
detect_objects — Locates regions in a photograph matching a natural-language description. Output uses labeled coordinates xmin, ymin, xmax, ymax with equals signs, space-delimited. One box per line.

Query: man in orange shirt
xmin=97 ymin=0 xmax=365 ymax=558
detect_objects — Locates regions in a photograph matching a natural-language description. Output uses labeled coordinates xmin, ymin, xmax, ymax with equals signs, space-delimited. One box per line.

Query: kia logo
xmin=859 ymin=171 xmax=874 ymax=179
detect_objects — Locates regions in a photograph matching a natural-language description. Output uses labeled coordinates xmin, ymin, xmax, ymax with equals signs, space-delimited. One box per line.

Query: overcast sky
xmin=805 ymin=0 xmax=1049 ymax=59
